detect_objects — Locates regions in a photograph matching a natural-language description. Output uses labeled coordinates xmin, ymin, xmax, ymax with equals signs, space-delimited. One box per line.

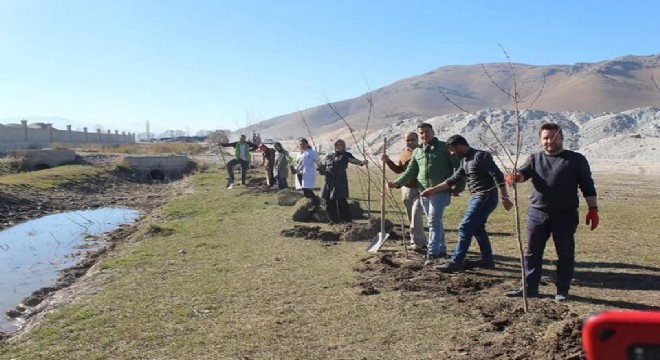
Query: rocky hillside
xmin=317 ymin=107 xmax=660 ymax=162
xmin=252 ymin=54 xmax=660 ymax=139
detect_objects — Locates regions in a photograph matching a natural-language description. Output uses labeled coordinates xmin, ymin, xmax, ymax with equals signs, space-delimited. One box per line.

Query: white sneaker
xmin=226 ymin=182 xmax=234 ymax=189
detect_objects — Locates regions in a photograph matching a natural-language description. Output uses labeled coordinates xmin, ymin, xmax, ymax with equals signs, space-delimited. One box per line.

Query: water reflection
xmin=0 ymin=208 xmax=140 ymax=332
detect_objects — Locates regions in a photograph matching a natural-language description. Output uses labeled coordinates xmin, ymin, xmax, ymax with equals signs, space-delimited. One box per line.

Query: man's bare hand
xmin=381 ymin=154 xmax=389 ymax=162
xmin=502 ymin=197 xmax=513 ymax=211
xmin=387 ymin=181 xmax=397 ymax=189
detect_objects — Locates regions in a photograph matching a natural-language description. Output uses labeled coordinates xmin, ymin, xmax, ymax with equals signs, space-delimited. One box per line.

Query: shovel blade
xmin=366 ymin=232 xmax=390 ymax=253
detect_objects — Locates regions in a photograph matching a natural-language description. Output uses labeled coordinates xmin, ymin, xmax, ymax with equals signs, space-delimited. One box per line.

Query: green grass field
xmin=1 ymin=165 xmax=658 ymax=359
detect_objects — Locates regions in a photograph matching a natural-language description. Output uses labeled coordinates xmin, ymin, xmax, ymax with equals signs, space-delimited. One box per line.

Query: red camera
xmin=583 ymin=311 xmax=660 ymax=360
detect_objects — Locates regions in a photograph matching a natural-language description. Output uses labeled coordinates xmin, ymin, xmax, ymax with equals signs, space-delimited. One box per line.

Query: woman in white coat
xmin=295 ymin=138 xmax=319 ymax=205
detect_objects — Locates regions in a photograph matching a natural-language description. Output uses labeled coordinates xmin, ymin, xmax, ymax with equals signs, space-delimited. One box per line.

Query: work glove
xmin=586 ymin=209 xmax=599 ymax=230
xmin=505 ymin=173 xmax=524 ymax=187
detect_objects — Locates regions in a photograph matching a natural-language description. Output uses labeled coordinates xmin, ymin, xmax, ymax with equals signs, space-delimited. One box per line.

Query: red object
xmin=586 ymin=209 xmax=599 ymax=230
xmin=505 ymin=173 xmax=523 ymax=186
xmin=583 ymin=311 xmax=660 ymax=360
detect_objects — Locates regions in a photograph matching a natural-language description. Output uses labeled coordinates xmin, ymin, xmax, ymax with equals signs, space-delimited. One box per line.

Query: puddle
xmin=0 ymin=207 xmax=140 ymax=332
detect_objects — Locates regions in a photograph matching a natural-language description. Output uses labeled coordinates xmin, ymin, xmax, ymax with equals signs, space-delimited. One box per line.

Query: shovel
xmin=367 ymin=138 xmax=390 ymax=253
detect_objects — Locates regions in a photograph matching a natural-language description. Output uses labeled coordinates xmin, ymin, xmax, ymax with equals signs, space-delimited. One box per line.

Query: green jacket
xmin=394 ymin=137 xmax=465 ymax=192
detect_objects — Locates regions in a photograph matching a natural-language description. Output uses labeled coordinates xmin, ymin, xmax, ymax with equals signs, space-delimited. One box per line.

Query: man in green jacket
xmin=388 ymin=123 xmax=465 ymax=265
xmin=220 ymin=134 xmax=258 ymax=189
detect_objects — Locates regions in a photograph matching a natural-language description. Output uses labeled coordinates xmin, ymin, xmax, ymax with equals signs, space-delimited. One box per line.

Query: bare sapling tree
xmin=323 ymin=94 xmax=410 ymax=258
xmin=297 ymin=110 xmax=319 ymax=152
xmin=320 ymin=94 xmax=370 ymax=213
xmin=438 ymin=45 xmax=546 ymax=312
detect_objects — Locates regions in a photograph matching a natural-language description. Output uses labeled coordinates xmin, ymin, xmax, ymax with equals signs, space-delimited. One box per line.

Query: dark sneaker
xmin=505 ymin=288 xmax=539 ymax=298
xmin=554 ymin=292 xmax=569 ymax=302
xmin=226 ymin=181 xmax=234 ymax=189
xmin=434 ymin=260 xmax=463 ymax=273
xmin=466 ymin=259 xmax=496 ymax=269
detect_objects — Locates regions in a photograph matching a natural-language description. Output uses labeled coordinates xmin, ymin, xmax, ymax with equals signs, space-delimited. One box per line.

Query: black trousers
xmin=298 ymin=174 xmax=319 ymax=205
xmin=525 ymin=207 xmax=579 ymax=294
xmin=226 ymin=158 xmax=249 ymax=184
xmin=326 ymin=198 xmax=352 ymax=222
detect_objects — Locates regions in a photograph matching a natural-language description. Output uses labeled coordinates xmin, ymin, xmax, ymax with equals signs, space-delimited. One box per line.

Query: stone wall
xmin=0 ymin=120 xmax=135 ymax=152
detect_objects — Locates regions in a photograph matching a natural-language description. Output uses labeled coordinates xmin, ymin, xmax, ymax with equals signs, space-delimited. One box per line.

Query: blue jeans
xmin=451 ymin=192 xmax=498 ymax=264
xmin=421 ymin=190 xmax=451 ymax=257
xmin=525 ymin=207 xmax=579 ymax=294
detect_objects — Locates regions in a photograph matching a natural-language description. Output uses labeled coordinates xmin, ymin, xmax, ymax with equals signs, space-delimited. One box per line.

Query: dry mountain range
xmin=252 ymin=54 xmax=660 ymax=139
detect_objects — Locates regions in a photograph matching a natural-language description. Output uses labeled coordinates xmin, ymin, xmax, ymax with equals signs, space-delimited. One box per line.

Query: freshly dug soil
xmin=356 ymin=251 xmax=586 ymax=359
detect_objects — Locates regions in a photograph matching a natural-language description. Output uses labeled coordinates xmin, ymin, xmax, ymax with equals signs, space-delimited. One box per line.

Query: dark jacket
xmin=519 ymin=150 xmax=596 ymax=212
xmin=445 ymin=148 xmax=505 ymax=198
xmin=319 ymin=151 xmax=364 ymax=200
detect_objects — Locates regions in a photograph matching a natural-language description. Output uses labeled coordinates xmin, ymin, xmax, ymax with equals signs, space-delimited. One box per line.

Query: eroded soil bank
xmin=0 ymin=157 xmax=173 ymax=338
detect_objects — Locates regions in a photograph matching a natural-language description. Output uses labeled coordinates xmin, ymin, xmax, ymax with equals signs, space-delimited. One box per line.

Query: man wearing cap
xmin=319 ymin=139 xmax=368 ymax=224
xmin=388 ymin=123 xmax=465 ymax=265
xmin=382 ymin=132 xmax=426 ymax=253
xmin=505 ymin=122 xmax=599 ymax=302
xmin=220 ymin=134 xmax=258 ymax=189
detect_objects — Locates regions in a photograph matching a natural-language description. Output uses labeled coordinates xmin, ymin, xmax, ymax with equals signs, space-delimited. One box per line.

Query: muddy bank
xmin=0 ymin=162 xmax=173 ymax=338
xmin=0 ymin=169 xmax=170 ymax=231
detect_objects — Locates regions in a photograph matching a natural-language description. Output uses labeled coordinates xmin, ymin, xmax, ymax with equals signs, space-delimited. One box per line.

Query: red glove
xmin=586 ymin=209 xmax=599 ymax=230
xmin=505 ymin=173 xmax=524 ymax=187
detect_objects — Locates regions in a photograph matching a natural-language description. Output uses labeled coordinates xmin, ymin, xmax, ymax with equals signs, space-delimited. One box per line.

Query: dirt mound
xmin=454 ymin=305 xmax=584 ymax=359
xmin=347 ymin=199 xmax=365 ymax=219
xmin=340 ymin=218 xmax=395 ymax=241
xmin=277 ymin=189 xmax=304 ymax=206
xmin=280 ymin=225 xmax=340 ymax=242
xmin=290 ymin=198 xmax=329 ymax=222
xmin=358 ymin=253 xmax=503 ymax=296
xmin=355 ymin=251 xmax=585 ymax=359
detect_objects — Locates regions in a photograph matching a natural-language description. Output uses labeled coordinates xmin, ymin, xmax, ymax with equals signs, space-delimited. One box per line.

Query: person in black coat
xmin=319 ymin=139 xmax=367 ymax=223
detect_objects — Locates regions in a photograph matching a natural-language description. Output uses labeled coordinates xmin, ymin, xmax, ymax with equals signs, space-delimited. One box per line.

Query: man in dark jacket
xmin=421 ymin=135 xmax=513 ymax=273
xmin=320 ymin=139 xmax=367 ymax=224
xmin=220 ymin=135 xmax=258 ymax=189
xmin=505 ymin=122 xmax=599 ymax=302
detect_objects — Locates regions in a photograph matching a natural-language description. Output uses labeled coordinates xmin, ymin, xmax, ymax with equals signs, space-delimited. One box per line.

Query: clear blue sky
xmin=0 ymin=0 xmax=658 ymax=135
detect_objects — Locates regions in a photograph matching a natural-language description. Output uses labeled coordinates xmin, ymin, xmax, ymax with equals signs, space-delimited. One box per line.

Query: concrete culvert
xmin=146 ymin=169 xmax=166 ymax=182
xmin=33 ymin=163 xmax=51 ymax=171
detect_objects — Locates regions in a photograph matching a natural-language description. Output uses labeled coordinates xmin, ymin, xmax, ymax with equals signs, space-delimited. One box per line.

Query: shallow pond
xmin=0 ymin=207 xmax=140 ymax=332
